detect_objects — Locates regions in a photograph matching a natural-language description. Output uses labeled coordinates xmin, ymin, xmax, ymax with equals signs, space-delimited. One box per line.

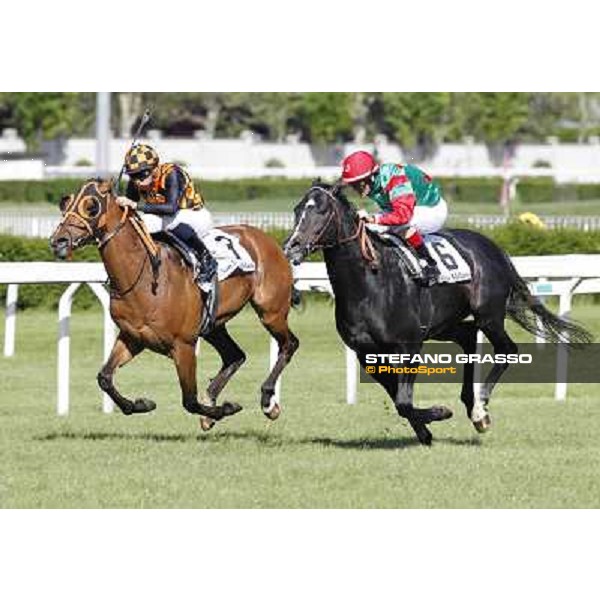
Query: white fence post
xmin=57 ymin=283 xmax=81 ymax=416
xmin=555 ymin=290 xmax=573 ymax=402
xmin=346 ymin=347 xmax=357 ymax=405
xmin=88 ymin=283 xmax=116 ymax=414
xmin=4 ymin=284 xmax=18 ymax=357
xmin=270 ymin=337 xmax=281 ymax=404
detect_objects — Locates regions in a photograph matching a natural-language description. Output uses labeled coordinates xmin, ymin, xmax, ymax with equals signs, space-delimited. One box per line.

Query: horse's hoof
xmin=264 ymin=403 xmax=282 ymax=421
xmin=418 ymin=433 xmax=433 ymax=446
xmin=473 ymin=414 xmax=492 ymax=434
xmin=416 ymin=428 xmax=433 ymax=446
xmin=133 ymin=398 xmax=156 ymax=414
xmin=433 ymin=406 xmax=453 ymax=422
xmin=199 ymin=416 xmax=216 ymax=432
xmin=222 ymin=402 xmax=243 ymax=417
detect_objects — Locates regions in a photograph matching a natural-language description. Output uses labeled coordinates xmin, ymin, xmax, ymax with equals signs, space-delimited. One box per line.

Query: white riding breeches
xmin=410 ymin=199 xmax=448 ymax=234
xmin=142 ymin=208 xmax=214 ymax=240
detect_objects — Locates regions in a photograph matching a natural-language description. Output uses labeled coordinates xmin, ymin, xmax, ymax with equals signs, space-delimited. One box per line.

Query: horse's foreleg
xmin=256 ymin=310 xmax=299 ymax=420
xmin=394 ymin=376 xmax=435 ymax=446
xmin=97 ymin=334 xmax=155 ymax=415
xmin=393 ymin=359 xmax=453 ymax=446
xmin=172 ymin=341 xmax=242 ymax=422
xmin=198 ymin=326 xmax=247 ymax=431
xmin=437 ymin=322 xmax=478 ymax=419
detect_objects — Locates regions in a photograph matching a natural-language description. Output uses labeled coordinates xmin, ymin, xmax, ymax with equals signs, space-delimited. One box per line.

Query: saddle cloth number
xmin=425 ymin=235 xmax=472 ymax=284
xmin=203 ymin=229 xmax=256 ymax=282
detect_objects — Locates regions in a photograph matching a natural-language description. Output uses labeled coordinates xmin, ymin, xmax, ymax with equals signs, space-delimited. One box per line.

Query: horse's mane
xmin=82 ymin=177 xmax=113 ymax=195
xmin=311 ymin=179 xmax=356 ymax=215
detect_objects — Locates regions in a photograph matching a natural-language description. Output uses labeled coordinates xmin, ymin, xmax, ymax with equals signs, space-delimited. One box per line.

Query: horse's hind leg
xmin=97 ymin=334 xmax=156 ymax=415
xmin=253 ymin=307 xmax=299 ymax=420
xmin=472 ymin=319 xmax=519 ymax=433
xmin=198 ymin=326 xmax=247 ymax=432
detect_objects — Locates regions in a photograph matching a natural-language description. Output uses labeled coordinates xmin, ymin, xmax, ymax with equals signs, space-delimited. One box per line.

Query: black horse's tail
xmin=506 ymin=266 xmax=593 ymax=347
xmin=291 ymin=283 xmax=303 ymax=310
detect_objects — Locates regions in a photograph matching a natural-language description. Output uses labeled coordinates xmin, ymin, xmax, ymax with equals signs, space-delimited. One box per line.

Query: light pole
xmin=96 ymin=92 xmax=111 ymax=176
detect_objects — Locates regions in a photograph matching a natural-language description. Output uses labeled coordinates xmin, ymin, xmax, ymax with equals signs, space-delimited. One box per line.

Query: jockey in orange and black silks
xmin=341 ymin=150 xmax=448 ymax=286
xmin=117 ymin=144 xmax=218 ymax=292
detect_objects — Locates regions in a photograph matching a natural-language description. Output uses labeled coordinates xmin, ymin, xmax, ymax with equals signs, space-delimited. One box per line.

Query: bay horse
xmin=50 ymin=179 xmax=299 ymax=429
xmin=284 ymin=182 xmax=592 ymax=446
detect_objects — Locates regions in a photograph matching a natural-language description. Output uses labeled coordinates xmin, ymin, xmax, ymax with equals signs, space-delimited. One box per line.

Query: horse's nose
xmin=285 ymin=246 xmax=305 ymax=267
xmin=50 ymin=237 xmax=70 ymax=260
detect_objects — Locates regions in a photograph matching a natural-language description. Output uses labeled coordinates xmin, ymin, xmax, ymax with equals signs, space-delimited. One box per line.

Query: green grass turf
xmin=1 ymin=298 xmax=599 ymax=508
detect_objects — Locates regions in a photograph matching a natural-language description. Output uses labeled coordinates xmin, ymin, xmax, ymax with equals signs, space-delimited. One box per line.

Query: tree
xmin=380 ymin=93 xmax=451 ymax=158
xmin=296 ymin=93 xmax=354 ymax=143
xmin=236 ymin=93 xmax=303 ymax=141
xmin=6 ymin=93 xmax=89 ymax=151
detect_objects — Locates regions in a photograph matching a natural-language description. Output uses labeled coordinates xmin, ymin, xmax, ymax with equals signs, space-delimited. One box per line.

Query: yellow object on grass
xmin=518 ymin=212 xmax=547 ymax=229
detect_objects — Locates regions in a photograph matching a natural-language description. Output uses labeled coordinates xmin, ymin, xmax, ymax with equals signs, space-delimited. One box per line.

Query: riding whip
xmin=114 ymin=108 xmax=152 ymax=193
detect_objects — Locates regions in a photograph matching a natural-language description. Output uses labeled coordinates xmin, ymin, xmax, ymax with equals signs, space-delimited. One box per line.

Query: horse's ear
xmin=330 ymin=179 xmax=343 ymax=195
xmin=312 ymin=177 xmax=322 ymax=187
xmin=59 ymin=194 xmax=73 ymax=214
xmin=99 ymin=178 xmax=114 ymax=195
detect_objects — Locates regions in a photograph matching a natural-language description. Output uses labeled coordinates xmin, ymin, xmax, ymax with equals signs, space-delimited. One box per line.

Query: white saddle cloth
xmin=203 ymin=229 xmax=256 ymax=282
xmin=424 ymin=234 xmax=471 ymax=284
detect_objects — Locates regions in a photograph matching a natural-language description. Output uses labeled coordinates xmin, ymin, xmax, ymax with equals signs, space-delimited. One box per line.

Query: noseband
xmin=298 ymin=186 xmax=379 ymax=267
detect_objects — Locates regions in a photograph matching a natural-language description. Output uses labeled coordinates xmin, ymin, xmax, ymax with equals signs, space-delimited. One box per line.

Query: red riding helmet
xmin=341 ymin=151 xmax=379 ymax=184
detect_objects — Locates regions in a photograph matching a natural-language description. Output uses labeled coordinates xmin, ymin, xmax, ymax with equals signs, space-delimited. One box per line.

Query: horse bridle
xmin=59 ymin=183 xmax=130 ymax=253
xmin=297 ymin=186 xmax=379 ymax=265
xmin=57 ymin=183 xmax=161 ymax=295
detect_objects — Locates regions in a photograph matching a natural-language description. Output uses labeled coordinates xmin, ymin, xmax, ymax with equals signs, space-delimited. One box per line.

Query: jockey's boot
xmin=188 ymin=237 xmax=219 ymax=335
xmin=415 ymin=244 xmax=440 ymax=287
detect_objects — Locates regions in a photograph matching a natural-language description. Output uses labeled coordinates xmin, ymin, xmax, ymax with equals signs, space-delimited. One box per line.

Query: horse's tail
xmin=506 ymin=263 xmax=593 ymax=347
xmin=291 ymin=283 xmax=303 ymax=310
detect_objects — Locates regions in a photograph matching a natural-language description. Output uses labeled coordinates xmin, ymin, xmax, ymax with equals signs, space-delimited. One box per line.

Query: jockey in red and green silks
xmin=341 ymin=150 xmax=448 ymax=286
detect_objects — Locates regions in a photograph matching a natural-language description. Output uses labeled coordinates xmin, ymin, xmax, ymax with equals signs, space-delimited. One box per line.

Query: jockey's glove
xmin=357 ymin=209 xmax=370 ymax=221
xmin=116 ymin=196 xmax=138 ymax=210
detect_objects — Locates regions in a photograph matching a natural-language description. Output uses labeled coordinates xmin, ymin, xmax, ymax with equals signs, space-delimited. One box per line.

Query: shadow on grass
xmin=36 ymin=429 xmax=482 ymax=450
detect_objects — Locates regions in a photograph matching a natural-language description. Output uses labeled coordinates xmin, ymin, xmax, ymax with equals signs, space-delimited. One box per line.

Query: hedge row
xmin=0 ymin=178 xmax=315 ymax=205
xmin=1 ymin=177 xmax=600 ymax=206
xmin=1 ymin=225 xmax=599 ymax=310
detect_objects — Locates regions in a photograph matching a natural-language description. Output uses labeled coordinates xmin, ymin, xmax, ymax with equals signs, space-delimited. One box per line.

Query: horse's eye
xmin=81 ymin=198 xmax=101 ymax=219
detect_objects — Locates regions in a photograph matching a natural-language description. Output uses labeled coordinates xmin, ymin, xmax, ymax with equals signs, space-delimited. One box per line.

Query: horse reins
xmin=58 ymin=186 xmax=161 ymax=295
xmin=303 ymin=186 xmax=379 ymax=268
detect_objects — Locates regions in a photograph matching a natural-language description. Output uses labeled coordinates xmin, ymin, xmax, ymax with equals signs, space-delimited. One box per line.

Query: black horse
xmin=284 ymin=182 xmax=592 ymax=445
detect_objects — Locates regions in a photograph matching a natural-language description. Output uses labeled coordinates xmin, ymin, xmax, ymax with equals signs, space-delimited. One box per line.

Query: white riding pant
xmin=410 ymin=198 xmax=448 ymax=234
xmin=142 ymin=208 xmax=214 ymax=240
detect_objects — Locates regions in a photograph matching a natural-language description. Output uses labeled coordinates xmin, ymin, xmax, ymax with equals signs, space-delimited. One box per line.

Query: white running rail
xmin=1 ymin=257 xmax=600 ymax=413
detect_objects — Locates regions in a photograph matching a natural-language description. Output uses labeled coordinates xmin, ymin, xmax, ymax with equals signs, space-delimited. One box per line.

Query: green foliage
xmin=484 ymin=223 xmax=600 ymax=256
xmin=5 ymin=92 xmax=600 ymax=150
xmin=516 ymin=178 xmax=600 ymax=204
xmin=438 ymin=178 xmax=503 ymax=204
xmin=516 ymin=178 xmax=556 ymax=204
xmin=5 ymin=92 xmax=93 ymax=151
xmin=0 ymin=179 xmax=88 ymax=205
xmin=1 ymin=177 xmax=600 ymax=209
xmin=450 ymin=92 xmax=531 ymax=146
xmin=298 ymin=93 xmax=354 ymax=142
xmin=380 ymin=93 xmax=451 ymax=153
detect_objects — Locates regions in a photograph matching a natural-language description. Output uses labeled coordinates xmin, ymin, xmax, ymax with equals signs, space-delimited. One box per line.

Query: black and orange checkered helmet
xmin=125 ymin=144 xmax=160 ymax=175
